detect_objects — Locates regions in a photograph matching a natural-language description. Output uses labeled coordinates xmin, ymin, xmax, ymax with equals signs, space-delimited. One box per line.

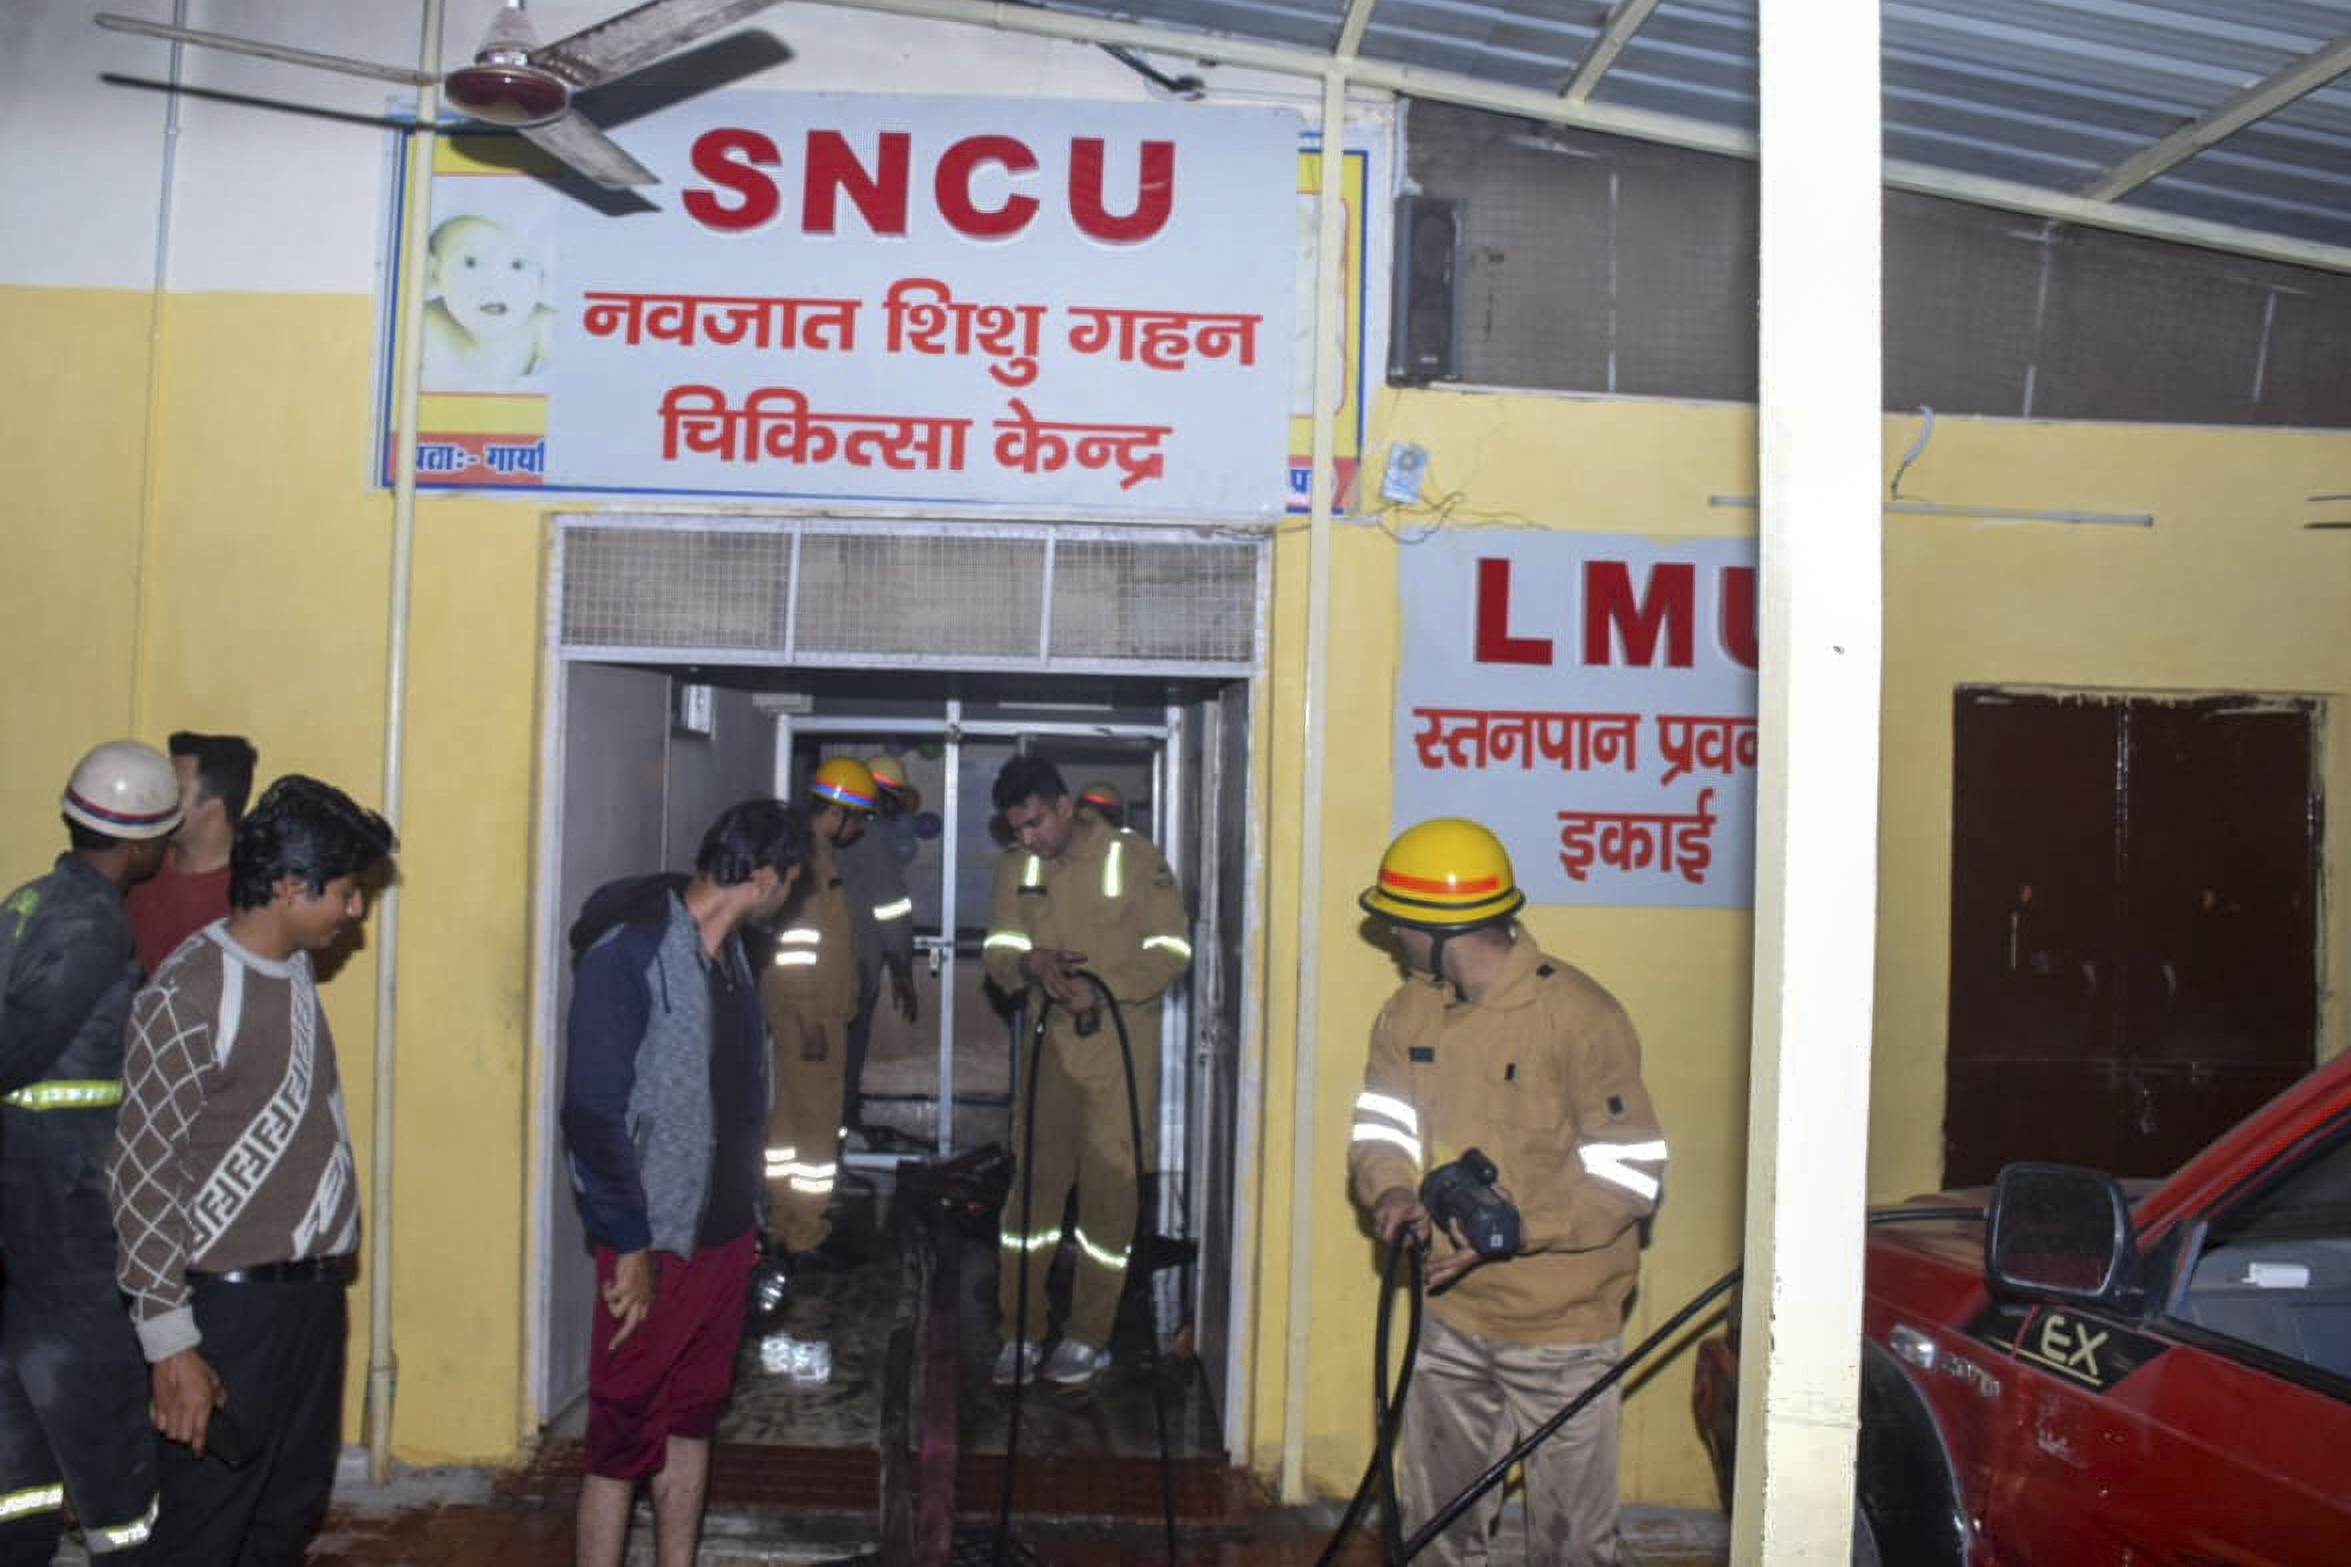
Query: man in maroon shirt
xmin=127 ymin=732 xmax=255 ymax=975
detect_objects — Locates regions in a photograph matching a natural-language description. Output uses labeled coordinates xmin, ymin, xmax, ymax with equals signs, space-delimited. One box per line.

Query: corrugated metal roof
xmin=995 ymin=0 xmax=2351 ymax=260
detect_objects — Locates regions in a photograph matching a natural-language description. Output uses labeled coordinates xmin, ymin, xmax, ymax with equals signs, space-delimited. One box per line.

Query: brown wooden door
xmin=1944 ymin=690 xmax=2319 ymax=1185
xmin=2121 ymin=699 xmax=2321 ymax=1169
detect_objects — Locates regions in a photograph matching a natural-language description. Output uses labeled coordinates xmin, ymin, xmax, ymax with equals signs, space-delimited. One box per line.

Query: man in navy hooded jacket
xmin=561 ymin=798 xmax=806 ymax=1567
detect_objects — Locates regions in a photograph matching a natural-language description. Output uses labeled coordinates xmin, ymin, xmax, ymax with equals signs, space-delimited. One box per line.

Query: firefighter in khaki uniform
xmin=1347 ymin=819 xmax=1667 ymax=1567
xmin=983 ymin=756 xmax=1190 ymax=1388
xmin=759 ymin=758 xmax=877 ymax=1263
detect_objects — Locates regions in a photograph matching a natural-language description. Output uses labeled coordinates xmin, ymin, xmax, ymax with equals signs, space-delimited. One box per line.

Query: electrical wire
xmin=1313 ymin=1237 xmax=1423 ymax=1567
xmin=1399 ymin=1265 xmax=1741 ymax=1559
xmin=1080 ymin=969 xmax=1184 ymax=1567
xmin=992 ymin=977 xmax=1184 ymax=1567
xmin=991 ymin=1002 xmax=1049 ymax=1566
xmin=1351 ymin=1202 xmax=1989 ymax=1561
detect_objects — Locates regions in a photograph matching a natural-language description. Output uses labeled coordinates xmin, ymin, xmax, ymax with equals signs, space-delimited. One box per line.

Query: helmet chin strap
xmin=1423 ymin=928 xmax=1456 ymax=984
xmin=1420 ymin=916 xmax=1513 ymax=990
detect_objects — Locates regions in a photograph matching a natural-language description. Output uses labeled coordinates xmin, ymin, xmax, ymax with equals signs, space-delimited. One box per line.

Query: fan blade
xmin=94 ymin=13 xmax=437 ymax=89
xmin=518 ymin=108 xmax=659 ymax=189
xmin=530 ymin=0 xmax=779 ymax=90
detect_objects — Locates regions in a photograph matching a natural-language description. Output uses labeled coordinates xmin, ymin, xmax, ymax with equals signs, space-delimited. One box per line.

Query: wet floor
xmin=309 ymin=1468 xmax=1727 ymax=1566
xmin=716 ymin=1157 xmax=1224 ymax=1458
xmin=290 ymin=1154 xmax=1728 ymax=1564
xmin=64 ymin=1040 xmax=1729 ymax=1565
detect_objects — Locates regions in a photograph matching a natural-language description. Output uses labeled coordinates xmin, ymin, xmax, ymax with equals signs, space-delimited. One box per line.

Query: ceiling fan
xmin=95 ymin=0 xmax=782 ymax=189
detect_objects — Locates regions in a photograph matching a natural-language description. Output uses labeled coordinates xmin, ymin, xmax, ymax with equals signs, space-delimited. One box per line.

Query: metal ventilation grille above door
xmin=553 ymin=516 xmax=1266 ymax=676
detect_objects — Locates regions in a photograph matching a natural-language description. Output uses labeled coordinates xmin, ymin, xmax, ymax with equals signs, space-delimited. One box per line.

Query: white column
xmin=1732 ymin=0 xmax=1883 ymax=1562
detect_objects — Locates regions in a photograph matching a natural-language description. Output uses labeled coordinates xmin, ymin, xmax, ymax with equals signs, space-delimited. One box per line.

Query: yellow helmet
xmin=1360 ymin=818 xmax=1525 ymax=930
xmin=809 ymin=756 xmax=878 ymax=813
xmin=865 ymin=755 xmax=909 ymax=795
xmin=1077 ymin=780 xmax=1124 ymax=818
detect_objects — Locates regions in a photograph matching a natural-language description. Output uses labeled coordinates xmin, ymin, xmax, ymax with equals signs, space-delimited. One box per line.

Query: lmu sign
xmin=1395 ymin=529 xmax=1759 ymax=909
xmin=1473 ymin=555 xmax=1759 ymax=671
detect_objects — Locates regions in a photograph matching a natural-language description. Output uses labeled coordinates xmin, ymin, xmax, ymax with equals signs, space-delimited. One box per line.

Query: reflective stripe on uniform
xmin=1349 ymin=1124 xmax=1421 ymax=1163
xmin=1142 ymin=933 xmax=1191 ymax=960
xmin=1072 ymin=1224 xmax=1129 ymax=1271
xmin=0 ymin=1483 xmax=63 ymax=1522
xmin=999 ymin=1223 xmax=1060 ymax=1255
xmin=765 ymin=1146 xmax=837 ymax=1192
xmin=1350 ymin=1090 xmax=1424 ymax=1166
xmin=88 ymin=1494 xmax=157 ymax=1549
xmin=984 ymin=931 xmax=1033 ymax=955
xmin=3 ymin=1079 xmax=124 ymax=1110
xmin=1020 ymin=854 xmax=1043 ymax=888
xmin=1103 ymin=838 xmax=1125 ymax=899
xmin=1579 ymin=1139 xmax=1669 ymax=1201
xmin=872 ymin=896 xmax=913 ymax=923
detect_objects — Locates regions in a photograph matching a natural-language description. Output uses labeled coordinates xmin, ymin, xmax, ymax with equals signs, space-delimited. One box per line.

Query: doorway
xmin=1944 ymin=687 xmax=2323 ymax=1183
xmin=526 ymin=515 xmax=1267 ymax=1454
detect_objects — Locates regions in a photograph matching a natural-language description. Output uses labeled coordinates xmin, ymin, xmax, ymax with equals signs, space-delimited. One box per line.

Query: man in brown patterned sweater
xmin=109 ymin=775 xmax=397 ymax=1564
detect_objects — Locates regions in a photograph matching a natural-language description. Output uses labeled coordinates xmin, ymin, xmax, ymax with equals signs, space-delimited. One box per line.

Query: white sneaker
xmin=992 ymin=1340 xmax=1042 ymax=1387
xmin=1040 ymin=1338 xmax=1110 ymax=1386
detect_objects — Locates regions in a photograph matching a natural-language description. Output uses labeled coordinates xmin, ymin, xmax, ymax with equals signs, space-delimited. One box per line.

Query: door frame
xmin=525 ymin=667 xmax=1259 ymax=1439
xmin=526 ymin=512 xmax=1270 ymax=1439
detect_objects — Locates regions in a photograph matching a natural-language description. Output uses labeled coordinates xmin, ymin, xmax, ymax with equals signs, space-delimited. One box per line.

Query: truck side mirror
xmin=1985 ymin=1162 xmax=2136 ymax=1305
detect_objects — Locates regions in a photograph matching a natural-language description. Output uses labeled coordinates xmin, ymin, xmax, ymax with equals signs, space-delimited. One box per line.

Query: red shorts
xmin=583 ymin=1229 xmax=756 ymax=1479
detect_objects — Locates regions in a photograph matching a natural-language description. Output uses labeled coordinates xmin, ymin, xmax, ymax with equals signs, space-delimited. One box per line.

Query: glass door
xmin=776 ymin=702 xmax=1174 ymax=1165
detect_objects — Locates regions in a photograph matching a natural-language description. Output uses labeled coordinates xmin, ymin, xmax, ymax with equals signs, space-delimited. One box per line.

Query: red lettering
xmin=1069 ymin=138 xmax=1174 ymax=243
xmin=1720 ymin=566 xmax=1758 ymax=669
xmin=936 ymin=135 xmax=1040 ymax=239
xmin=803 ymin=130 xmax=910 ymax=236
xmin=683 ymin=129 xmax=783 ymax=231
xmin=1583 ymin=561 xmax=1695 ymax=668
xmin=685 ymin=129 xmax=1183 ymax=242
xmin=1473 ymin=558 xmax=1554 ymax=665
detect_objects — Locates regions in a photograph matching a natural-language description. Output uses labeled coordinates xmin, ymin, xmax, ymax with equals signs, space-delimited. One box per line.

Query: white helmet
xmin=61 ymin=740 xmax=182 ymax=841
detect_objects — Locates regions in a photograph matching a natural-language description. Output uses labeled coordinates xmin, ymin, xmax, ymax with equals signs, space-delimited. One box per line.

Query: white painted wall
xmin=664 ymin=685 xmax=776 ymax=873
xmin=12 ymin=1 xmax=1314 ymax=292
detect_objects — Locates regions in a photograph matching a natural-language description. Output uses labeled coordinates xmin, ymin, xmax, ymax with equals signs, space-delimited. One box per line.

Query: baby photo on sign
xmin=421 ymin=196 xmax=557 ymax=392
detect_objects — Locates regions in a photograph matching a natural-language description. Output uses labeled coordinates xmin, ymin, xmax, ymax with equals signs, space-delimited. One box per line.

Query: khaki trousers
xmin=766 ymin=1015 xmax=847 ymax=1254
xmin=1395 ymin=1312 xmax=1628 ymax=1567
xmin=996 ymin=1011 xmax=1159 ymax=1348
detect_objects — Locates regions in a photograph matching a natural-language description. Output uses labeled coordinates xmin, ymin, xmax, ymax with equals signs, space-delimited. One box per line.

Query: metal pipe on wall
xmin=1278 ymin=63 xmax=1350 ymax=1505
xmin=128 ymin=0 xmax=190 ymax=729
xmin=369 ymin=0 xmax=444 ymax=1486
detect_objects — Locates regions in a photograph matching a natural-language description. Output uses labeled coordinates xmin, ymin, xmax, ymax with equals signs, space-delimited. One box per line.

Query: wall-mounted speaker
xmin=1388 ymin=195 xmax=1464 ymax=385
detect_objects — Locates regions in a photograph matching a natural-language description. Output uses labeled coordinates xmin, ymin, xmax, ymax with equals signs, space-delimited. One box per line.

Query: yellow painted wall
xmin=0 ymin=289 xmax=150 ymax=804
xmin=3 ymin=282 xmax=544 ymax=1461
xmin=1249 ymin=385 xmax=2351 ymax=1509
xmin=9 ymin=273 xmax=2348 ymax=1503
xmin=1252 ymin=390 xmax=1765 ymax=1505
